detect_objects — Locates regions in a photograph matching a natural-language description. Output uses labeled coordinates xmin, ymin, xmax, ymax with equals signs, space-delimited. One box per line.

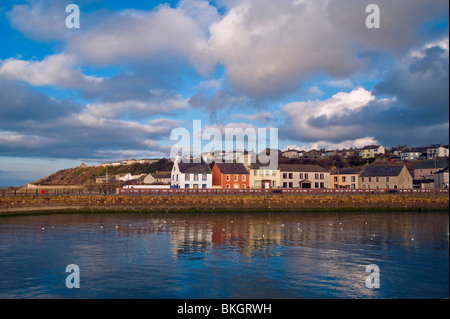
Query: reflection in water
xmin=0 ymin=212 xmax=448 ymax=299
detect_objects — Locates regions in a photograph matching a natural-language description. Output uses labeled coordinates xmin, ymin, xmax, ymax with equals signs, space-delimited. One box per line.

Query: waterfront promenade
xmin=0 ymin=193 xmax=448 ymax=216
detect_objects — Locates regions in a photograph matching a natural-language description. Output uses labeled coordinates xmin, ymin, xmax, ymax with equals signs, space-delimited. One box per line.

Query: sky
xmin=0 ymin=0 xmax=449 ymax=186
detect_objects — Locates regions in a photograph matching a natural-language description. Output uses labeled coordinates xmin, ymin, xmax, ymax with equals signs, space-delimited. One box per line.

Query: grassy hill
xmin=32 ymin=158 xmax=174 ymax=185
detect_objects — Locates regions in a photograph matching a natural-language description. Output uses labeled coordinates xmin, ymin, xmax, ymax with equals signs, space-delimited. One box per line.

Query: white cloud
xmin=325 ymin=79 xmax=354 ymax=88
xmin=282 ymin=87 xmax=377 ymax=141
xmin=231 ymin=112 xmax=273 ymax=123
xmin=67 ymin=5 xmax=209 ymax=65
xmin=302 ymin=137 xmax=379 ymax=152
xmin=84 ymin=96 xmax=188 ymax=119
xmin=195 ymin=0 xmax=448 ymax=97
xmin=0 ymin=54 xmax=102 ymax=88
xmin=307 ymin=86 xmax=324 ymax=96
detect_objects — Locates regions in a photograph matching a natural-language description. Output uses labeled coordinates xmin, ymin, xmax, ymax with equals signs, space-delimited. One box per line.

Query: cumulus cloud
xmin=280 ymin=38 xmax=449 ymax=147
xmin=281 ymin=87 xmax=377 ymax=142
xmin=195 ymin=0 xmax=448 ymax=97
xmin=0 ymin=54 xmax=102 ymax=88
xmin=66 ymin=4 xmax=212 ymax=66
xmin=231 ymin=112 xmax=273 ymax=124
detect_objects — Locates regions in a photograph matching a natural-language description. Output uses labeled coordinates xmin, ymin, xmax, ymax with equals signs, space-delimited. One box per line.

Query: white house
xmin=427 ymin=144 xmax=449 ymax=159
xmin=171 ymin=160 xmax=213 ymax=189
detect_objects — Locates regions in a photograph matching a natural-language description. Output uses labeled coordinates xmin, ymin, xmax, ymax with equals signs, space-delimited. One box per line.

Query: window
xmin=334 ymin=176 xmax=338 ymax=182
xmin=193 ymin=184 xmax=198 ymax=189
xmin=283 ymin=173 xmax=287 ymax=179
xmin=254 ymin=170 xmax=257 ymax=176
xmin=376 ymin=177 xmax=379 ymax=182
xmin=234 ymin=184 xmax=239 ymax=189
xmin=386 ymin=177 xmax=390 ymax=182
xmin=226 ymin=184 xmax=230 ymax=189
xmin=234 ymin=175 xmax=238 ymax=181
xmin=369 ymin=177 xmax=372 ymax=182
xmin=194 ymin=174 xmax=199 ymax=181
xmin=202 ymin=184 xmax=207 ymax=189
xmin=289 ymin=182 xmax=293 ymax=188
xmin=242 ymin=175 xmax=246 ymax=181
xmin=226 ymin=175 xmax=230 ymax=181
xmin=342 ymin=176 xmax=346 ymax=182
xmin=176 ymin=175 xmax=178 ymax=182
xmin=283 ymin=182 xmax=287 ymax=188
xmin=185 ymin=184 xmax=190 ymax=189
xmin=351 ymin=184 xmax=356 ymax=189
xmin=320 ymin=174 xmax=324 ymax=179
xmin=185 ymin=174 xmax=190 ymax=181
xmin=289 ymin=173 xmax=293 ymax=179
xmin=202 ymin=174 xmax=207 ymax=181
xmin=305 ymin=173 xmax=309 ymax=179
xmin=351 ymin=176 xmax=355 ymax=182
xmin=362 ymin=177 xmax=365 ymax=183
xmin=300 ymin=173 xmax=304 ymax=179
xmin=242 ymin=184 xmax=246 ymax=189
xmin=320 ymin=182 xmax=324 ymax=188
xmin=315 ymin=174 xmax=319 ymax=179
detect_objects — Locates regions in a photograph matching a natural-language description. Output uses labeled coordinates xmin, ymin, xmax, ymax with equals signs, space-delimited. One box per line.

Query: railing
xmin=1 ymin=187 xmax=447 ymax=197
xmin=117 ymin=188 xmax=449 ymax=196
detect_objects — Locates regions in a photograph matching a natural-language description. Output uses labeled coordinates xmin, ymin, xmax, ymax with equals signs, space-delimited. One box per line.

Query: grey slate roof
xmin=178 ymin=161 xmax=212 ymax=174
xmin=334 ymin=167 xmax=362 ymax=175
xmin=215 ymin=163 xmax=249 ymax=174
xmin=360 ymin=165 xmax=404 ymax=177
xmin=415 ymin=159 xmax=449 ymax=170
xmin=278 ymin=164 xmax=329 ymax=173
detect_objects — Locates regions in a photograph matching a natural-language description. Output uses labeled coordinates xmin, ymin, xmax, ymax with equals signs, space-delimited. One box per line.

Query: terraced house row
xmin=170 ymin=160 xmax=421 ymax=190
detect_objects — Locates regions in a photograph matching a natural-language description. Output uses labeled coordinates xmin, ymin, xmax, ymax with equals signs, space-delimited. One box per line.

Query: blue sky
xmin=0 ymin=0 xmax=449 ymax=186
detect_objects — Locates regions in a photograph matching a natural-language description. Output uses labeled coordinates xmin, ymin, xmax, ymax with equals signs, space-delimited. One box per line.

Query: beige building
xmin=434 ymin=167 xmax=449 ymax=189
xmin=360 ymin=145 xmax=385 ymax=159
xmin=359 ymin=165 xmax=412 ymax=189
xmin=143 ymin=172 xmax=171 ymax=185
xmin=414 ymin=159 xmax=449 ymax=180
xmin=331 ymin=167 xmax=361 ymax=189
xmin=279 ymin=164 xmax=330 ymax=189
xmin=249 ymin=164 xmax=281 ymax=189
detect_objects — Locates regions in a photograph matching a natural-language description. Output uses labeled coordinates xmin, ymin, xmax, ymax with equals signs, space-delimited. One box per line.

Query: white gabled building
xmin=171 ymin=159 xmax=213 ymax=189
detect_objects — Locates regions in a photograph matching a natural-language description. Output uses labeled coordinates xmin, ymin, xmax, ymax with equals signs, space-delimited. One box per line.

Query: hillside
xmin=30 ymin=153 xmax=418 ymax=186
xmin=32 ymin=158 xmax=174 ymax=185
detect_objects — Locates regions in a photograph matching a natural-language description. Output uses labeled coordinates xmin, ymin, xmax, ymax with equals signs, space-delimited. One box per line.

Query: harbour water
xmin=0 ymin=211 xmax=448 ymax=299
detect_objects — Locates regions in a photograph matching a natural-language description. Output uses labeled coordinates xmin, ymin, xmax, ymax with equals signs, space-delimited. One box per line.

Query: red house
xmin=211 ymin=162 xmax=250 ymax=189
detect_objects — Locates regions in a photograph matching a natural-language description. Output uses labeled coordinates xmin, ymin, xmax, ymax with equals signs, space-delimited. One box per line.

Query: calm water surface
xmin=0 ymin=211 xmax=448 ymax=299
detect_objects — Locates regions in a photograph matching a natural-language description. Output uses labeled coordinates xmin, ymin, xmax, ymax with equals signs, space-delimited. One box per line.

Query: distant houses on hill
xmin=94 ymin=142 xmax=449 ymax=190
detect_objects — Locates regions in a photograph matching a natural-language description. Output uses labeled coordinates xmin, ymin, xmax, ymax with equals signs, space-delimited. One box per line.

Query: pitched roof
xmin=214 ymin=163 xmax=249 ymax=174
xmin=435 ymin=167 xmax=449 ymax=174
xmin=415 ymin=159 xmax=449 ymax=170
xmin=362 ymin=145 xmax=382 ymax=150
xmin=148 ymin=171 xmax=171 ymax=179
xmin=333 ymin=167 xmax=362 ymax=175
xmin=278 ymin=164 xmax=329 ymax=173
xmin=178 ymin=161 xmax=212 ymax=174
xmin=360 ymin=165 xmax=405 ymax=177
